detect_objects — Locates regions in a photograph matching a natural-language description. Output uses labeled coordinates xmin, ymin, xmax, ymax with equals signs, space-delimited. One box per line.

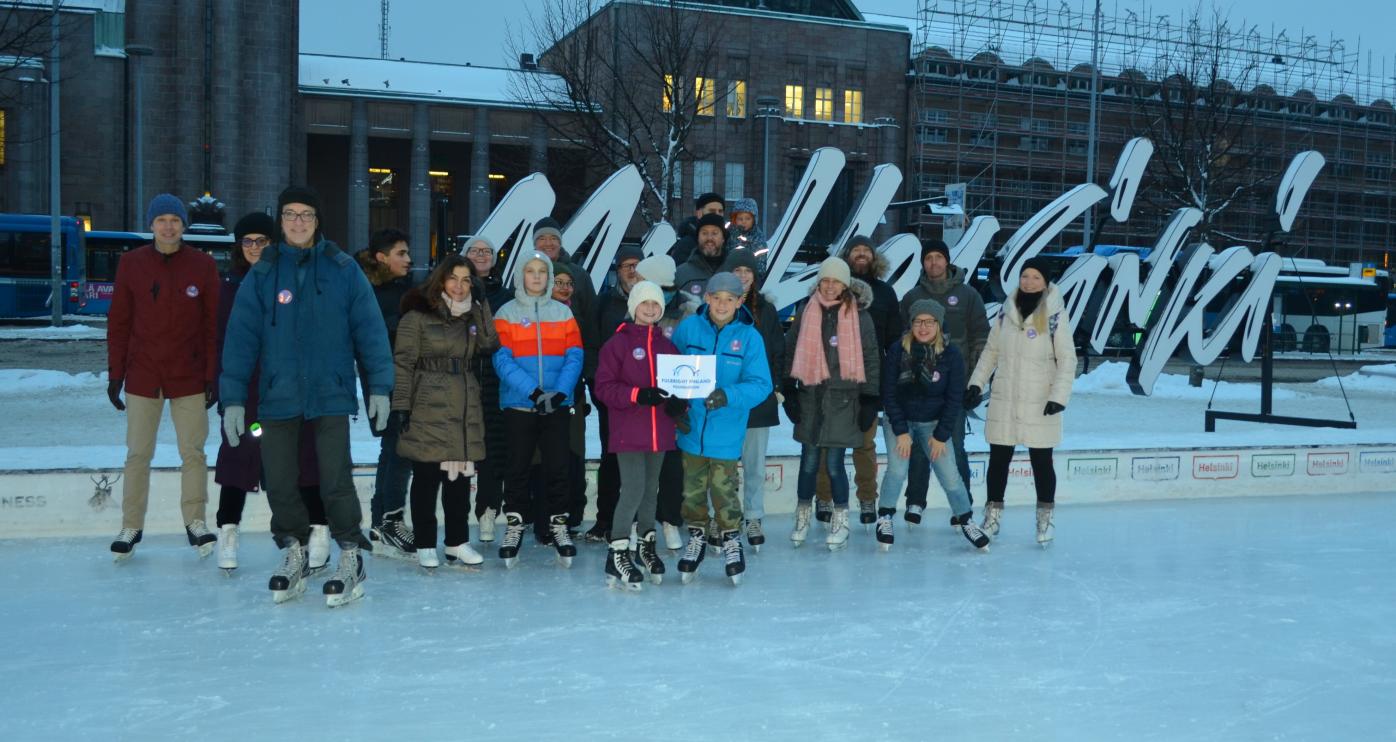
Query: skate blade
xmin=221 ymin=566 xmax=237 ymax=576
xmin=680 ymin=571 xmax=695 ymax=584
xmin=272 ymin=581 xmax=306 ymax=604
xmin=325 ymin=583 xmax=364 ymax=608
xmin=648 ymin=573 xmax=663 ymax=585
xmin=420 ymin=565 xmax=439 ymax=573
xmin=477 ymin=535 xmax=495 ymax=543
xmin=1038 ymin=539 xmax=1053 ymax=549
xmin=112 ymin=552 xmax=133 ymax=562
xmin=790 ymin=537 xmax=806 ymax=548
xmin=751 ymin=544 xmax=762 ymax=554
xmin=197 ymin=543 xmax=215 ymax=558
xmin=306 ymin=561 xmax=330 ymax=576
xmin=729 ymin=573 xmax=742 ymax=586
xmin=827 ymin=541 xmax=849 ymax=552
xmin=878 ymin=543 xmax=891 ymax=552
xmin=557 ymin=555 xmax=574 ymax=568
xmin=444 ymin=558 xmax=483 ymax=571
xmin=372 ymin=546 xmax=417 ymax=562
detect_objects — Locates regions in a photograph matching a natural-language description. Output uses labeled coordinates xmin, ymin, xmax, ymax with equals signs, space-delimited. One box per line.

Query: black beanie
xmin=615 ymin=244 xmax=645 ymax=265
xmin=694 ymin=192 xmax=724 ymax=212
xmin=921 ymin=239 xmax=950 ymax=261
xmin=842 ymin=234 xmax=874 ymax=258
xmin=1021 ymin=255 xmax=1056 ymax=283
xmin=277 ymin=185 xmax=322 ymax=216
xmin=233 ymin=211 xmax=276 ymax=243
xmin=696 ymin=213 xmax=728 ymax=241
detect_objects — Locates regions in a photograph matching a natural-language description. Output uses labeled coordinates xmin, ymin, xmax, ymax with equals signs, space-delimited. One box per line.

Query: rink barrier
xmin=2 ymin=443 xmax=1394 ymax=539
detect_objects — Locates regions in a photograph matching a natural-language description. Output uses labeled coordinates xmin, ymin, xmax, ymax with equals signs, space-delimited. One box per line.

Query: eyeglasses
xmin=553 ymin=280 xmax=574 ymax=290
xmin=911 ymin=319 xmax=939 ymax=328
xmin=240 ymin=237 xmax=270 ymax=249
xmin=281 ymin=210 xmax=317 ymax=223
xmin=466 ymin=247 xmax=494 ymax=257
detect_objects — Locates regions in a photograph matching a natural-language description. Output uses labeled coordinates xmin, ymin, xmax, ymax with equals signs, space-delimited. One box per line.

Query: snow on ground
xmin=1 ymin=492 xmax=1392 ymax=739
xmin=0 ymin=323 xmax=106 ymax=340
xmin=2 ymin=362 xmax=1394 ymax=471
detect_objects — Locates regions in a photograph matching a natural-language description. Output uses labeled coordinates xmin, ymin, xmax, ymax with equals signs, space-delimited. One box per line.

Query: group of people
xmin=104 ymin=189 xmax=1076 ymax=604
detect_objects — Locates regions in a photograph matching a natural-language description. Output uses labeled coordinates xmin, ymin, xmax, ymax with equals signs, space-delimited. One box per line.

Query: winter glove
xmin=398 ymin=410 xmax=411 ymax=432
xmin=366 ymin=394 xmax=391 ymax=433
xmin=535 ymin=391 xmax=566 ymax=415
xmin=635 ymin=387 xmax=669 ymax=406
xmin=573 ymin=401 xmax=592 ymax=417
xmin=107 ymin=378 xmax=125 ymax=412
xmin=1043 ymin=401 xmax=1065 ymax=416
xmin=441 ymin=461 xmax=474 ymax=481
xmin=782 ymin=381 xmax=802 ymax=425
xmin=223 ymin=405 xmax=245 ymax=448
xmin=204 ymin=382 xmax=217 ymax=410
xmin=963 ymin=385 xmax=983 ymax=410
xmin=663 ymin=396 xmax=689 ymax=418
xmin=857 ymin=395 xmax=880 ymax=432
xmin=704 ymin=389 xmax=728 ymax=411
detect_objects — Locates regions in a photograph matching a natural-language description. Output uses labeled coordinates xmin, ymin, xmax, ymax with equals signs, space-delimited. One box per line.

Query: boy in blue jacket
xmin=670 ymin=272 xmax=772 ymax=585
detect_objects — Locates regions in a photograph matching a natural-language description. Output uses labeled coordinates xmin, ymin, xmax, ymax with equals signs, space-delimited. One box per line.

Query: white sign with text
xmin=656 ymin=354 xmax=716 ymax=399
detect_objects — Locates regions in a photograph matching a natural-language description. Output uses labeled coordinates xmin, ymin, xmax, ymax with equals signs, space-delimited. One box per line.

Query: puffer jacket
xmin=593 ymin=321 xmax=680 ymax=453
xmin=492 ymin=252 xmax=584 ymax=410
xmin=392 ymin=287 xmax=498 ymax=463
xmin=674 ymin=246 xmax=728 ymax=302
xmin=968 ymin=284 xmax=1077 ymax=448
xmin=671 ymin=304 xmax=773 ymax=461
xmin=220 ymin=239 xmax=393 ymax=421
xmin=898 ymin=263 xmax=990 ymax=380
xmin=784 ymin=279 xmax=881 ymax=449
xmin=881 ymin=339 xmax=965 ymax=443
xmin=745 ymin=293 xmax=784 ymax=428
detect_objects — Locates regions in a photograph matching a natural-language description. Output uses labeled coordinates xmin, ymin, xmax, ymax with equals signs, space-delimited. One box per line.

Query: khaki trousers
xmin=122 ymin=392 xmax=209 ymax=529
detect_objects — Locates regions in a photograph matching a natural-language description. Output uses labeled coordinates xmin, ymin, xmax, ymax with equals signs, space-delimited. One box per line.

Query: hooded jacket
xmin=968 ymin=284 xmax=1077 ymax=448
xmin=674 ymin=244 xmax=728 ymax=302
xmin=671 ymin=304 xmax=773 ymax=461
xmin=220 ymin=239 xmax=393 ymax=421
xmin=898 ymin=263 xmax=990 ymax=382
xmin=784 ymin=279 xmax=881 ymax=449
xmin=391 ymin=287 xmax=498 ymax=463
xmin=355 ymin=249 xmax=413 ymax=351
xmin=845 ymin=250 xmax=903 ymax=357
xmin=593 ymin=321 xmax=681 ymax=453
xmin=492 ymin=253 xmax=585 ymax=410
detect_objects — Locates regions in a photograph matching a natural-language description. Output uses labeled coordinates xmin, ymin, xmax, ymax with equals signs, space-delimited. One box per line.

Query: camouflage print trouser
xmin=680 ymin=452 xmax=743 ymax=533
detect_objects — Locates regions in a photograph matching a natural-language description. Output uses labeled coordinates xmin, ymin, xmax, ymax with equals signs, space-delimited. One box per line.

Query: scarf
xmin=442 ymin=292 xmax=472 ymax=317
xmin=790 ymin=293 xmax=865 ymax=386
xmin=1014 ymin=289 xmax=1043 ymax=324
xmin=899 ymin=341 xmax=939 ymax=391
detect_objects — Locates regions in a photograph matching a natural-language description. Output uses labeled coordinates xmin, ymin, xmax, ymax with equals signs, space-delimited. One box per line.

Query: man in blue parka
xmin=220 ymin=186 xmax=393 ymax=607
xmin=669 ymin=271 xmax=771 ymax=584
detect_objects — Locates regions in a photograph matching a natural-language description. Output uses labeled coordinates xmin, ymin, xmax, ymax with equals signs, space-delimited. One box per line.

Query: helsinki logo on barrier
xmin=468 ymin=138 xmax=1323 ymax=397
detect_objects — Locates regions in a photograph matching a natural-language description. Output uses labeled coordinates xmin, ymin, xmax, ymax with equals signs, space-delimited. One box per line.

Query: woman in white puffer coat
xmin=965 ymin=256 xmax=1076 ymax=545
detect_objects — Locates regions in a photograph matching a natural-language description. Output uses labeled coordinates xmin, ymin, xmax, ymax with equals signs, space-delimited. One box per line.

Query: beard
xmin=850 ymin=257 xmax=874 ymax=277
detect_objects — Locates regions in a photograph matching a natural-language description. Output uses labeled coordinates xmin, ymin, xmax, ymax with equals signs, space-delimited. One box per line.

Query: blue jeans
xmin=906 ymin=408 xmax=972 ymax=509
xmin=740 ymin=426 xmax=771 ymax=519
xmin=878 ymin=419 xmax=972 ymax=518
xmin=798 ymin=444 xmax=848 ymax=506
xmin=371 ymin=410 xmax=411 ymax=527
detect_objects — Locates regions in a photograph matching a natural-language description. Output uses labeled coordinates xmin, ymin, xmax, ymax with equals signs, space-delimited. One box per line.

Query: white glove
xmin=223 ymin=406 xmax=245 ymax=448
xmin=440 ymin=461 xmax=474 ymax=481
xmin=367 ymin=394 xmax=390 ymax=433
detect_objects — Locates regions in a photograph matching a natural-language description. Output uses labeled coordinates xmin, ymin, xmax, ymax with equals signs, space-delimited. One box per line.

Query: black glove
xmin=782 ymin=381 xmax=801 ymax=425
xmin=107 ymin=378 xmax=125 ymax=412
xmin=674 ymin=413 xmax=692 ymax=435
xmin=1043 ymin=401 xmax=1065 ymax=416
xmin=704 ymin=389 xmax=728 ymax=411
xmin=573 ymin=401 xmax=591 ymax=417
xmin=963 ymin=385 xmax=983 ymax=410
xmin=399 ymin=410 xmax=412 ymax=432
xmin=663 ymin=396 xmax=689 ymax=419
xmin=535 ymin=391 xmax=566 ymax=415
xmin=204 ymin=382 xmax=217 ymax=410
xmin=857 ymin=395 xmax=880 ymax=432
xmin=636 ymin=387 xmax=668 ymax=406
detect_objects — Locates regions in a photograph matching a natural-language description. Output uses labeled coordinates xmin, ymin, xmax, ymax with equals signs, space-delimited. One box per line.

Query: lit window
xmin=726 ymin=80 xmax=747 ymax=118
xmin=844 ymin=89 xmax=863 ymax=124
xmin=0 ymin=110 xmax=6 ymax=167
xmin=369 ymin=168 xmax=396 ymax=207
xmin=429 ymin=170 xmax=453 ymax=197
xmin=662 ymin=74 xmax=674 ymax=112
xmin=784 ymin=85 xmax=804 ymax=118
xmin=695 ymin=77 xmax=715 ymax=116
xmin=814 ymin=87 xmax=833 ymax=121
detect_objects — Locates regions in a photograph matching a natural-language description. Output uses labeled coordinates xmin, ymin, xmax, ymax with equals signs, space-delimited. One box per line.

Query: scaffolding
xmin=911 ymin=0 xmax=1396 ymax=266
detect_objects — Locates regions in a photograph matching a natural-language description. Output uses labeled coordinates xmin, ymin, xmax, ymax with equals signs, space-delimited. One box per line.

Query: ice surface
xmin=1 ymin=493 xmax=1393 ymax=739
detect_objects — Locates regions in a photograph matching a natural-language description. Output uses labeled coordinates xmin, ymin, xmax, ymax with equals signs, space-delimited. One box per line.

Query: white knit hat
xmin=817 ymin=256 xmax=851 ymax=287
xmin=636 ymin=254 xmax=676 ymax=288
xmin=627 ymin=281 xmax=665 ymax=319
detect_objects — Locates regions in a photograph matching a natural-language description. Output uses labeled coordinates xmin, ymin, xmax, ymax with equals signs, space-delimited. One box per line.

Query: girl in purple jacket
xmin=593 ymin=281 xmax=687 ymax=591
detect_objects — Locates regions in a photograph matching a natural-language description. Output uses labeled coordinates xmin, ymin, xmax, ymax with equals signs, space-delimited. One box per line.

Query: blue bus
xmin=0 ymin=214 xmax=86 ymax=318
xmin=81 ymin=228 xmax=234 ymax=315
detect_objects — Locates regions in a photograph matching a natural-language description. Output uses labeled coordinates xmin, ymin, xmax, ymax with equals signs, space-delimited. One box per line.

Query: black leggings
xmin=216 ymin=485 xmax=325 ymax=527
xmin=985 ymin=445 xmax=1056 ymax=505
xmin=410 ymin=460 xmax=472 ymax=548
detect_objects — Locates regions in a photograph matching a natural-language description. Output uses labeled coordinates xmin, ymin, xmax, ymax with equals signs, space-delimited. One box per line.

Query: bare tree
xmin=0 ymin=3 xmax=62 ymax=100
xmin=509 ymin=0 xmax=726 ymax=223
xmin=1126 ymin=7 xmax=1276 ymax=245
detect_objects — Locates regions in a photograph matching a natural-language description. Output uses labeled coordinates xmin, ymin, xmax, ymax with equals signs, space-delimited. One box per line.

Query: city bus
xmin=1270 ymin=258 xmax=1390 ymax=353
xmin=0 ymin=213 xmax=86 ymax=318
xmin=81 ymin=227 xmax=234 ymax=315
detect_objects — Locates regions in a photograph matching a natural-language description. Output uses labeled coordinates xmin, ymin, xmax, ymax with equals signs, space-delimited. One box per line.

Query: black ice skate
xmin=323 ymin=545 xmax=366 ymax=608
xmin=605 ymin=539 xmax=644 ymax=592
xmin=185 ymin=520 xmax=216 ymax=558
xmin=550 ymin=514 xmax=576 ymax=568
xmin=110 ymin=528 xmax=142 ymax=562
xmin=635 ymin=530 xmax=665 ymax=585
xmin=268 ymin=542 xmax=308 ymax=604
xmin=498 ymin=513 xmax=525 ymax=568
xmin=721 ymin=530 xmax=745 ymax=586
xmin=875 ymin=508 xmax=895 ymax=552
xmin=678 ymin=526 xmax=706 ymax=584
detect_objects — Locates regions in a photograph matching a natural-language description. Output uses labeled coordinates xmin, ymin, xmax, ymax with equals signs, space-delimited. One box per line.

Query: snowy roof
xmin=298 ymin=54 xmax=561 ymax=111
xmin=2 ymin=0 xmax=123 ymax=11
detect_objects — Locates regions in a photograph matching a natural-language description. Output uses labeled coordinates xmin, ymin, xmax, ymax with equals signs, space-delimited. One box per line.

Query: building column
xmin=878 ymin=118 xmax=900 ymax=238
xmin=410 ymin=103 xmax=431 ymax=270
xmin=529 ymin=116 xmax=548 ymax=175
xmin=469 ymin=107 xmax=491 ymax=232
xmin=347 ymin=99 xmax=369 ymax=249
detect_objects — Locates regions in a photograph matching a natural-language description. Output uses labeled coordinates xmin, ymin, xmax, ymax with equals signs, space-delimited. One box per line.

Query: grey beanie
xmin=908 ymin=298 xmax=946 ymax=327
xmin=705 ymin=271 xmax=743 ymax=297
xmin=533 ymin=217 xmax=563 ymax=243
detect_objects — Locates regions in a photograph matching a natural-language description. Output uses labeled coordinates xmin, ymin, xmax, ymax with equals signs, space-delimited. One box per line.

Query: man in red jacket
xmin=106 ymin=193 xmax=221 ymax=560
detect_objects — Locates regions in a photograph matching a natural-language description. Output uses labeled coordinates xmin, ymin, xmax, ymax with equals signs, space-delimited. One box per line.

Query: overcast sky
xmin=301 ymin=0 xmax=1396 ymax=96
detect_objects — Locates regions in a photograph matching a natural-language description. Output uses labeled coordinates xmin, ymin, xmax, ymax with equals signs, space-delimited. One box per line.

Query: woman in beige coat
xmin=392 ymin=254 xmax=499 ymax=569
xmin=966 ymin=256 xmax=1076 ymax=545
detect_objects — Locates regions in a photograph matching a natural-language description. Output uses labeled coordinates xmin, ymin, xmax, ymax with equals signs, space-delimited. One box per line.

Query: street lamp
xmin=125 ymin=44 xmax=154 ymax=230
xmin=754 ymin=96 xmax=782 ymax=236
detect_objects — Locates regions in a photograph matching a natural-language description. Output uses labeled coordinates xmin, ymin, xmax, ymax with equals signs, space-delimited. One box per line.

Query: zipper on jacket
xmin=533 ymin=302 xmax=544 ymax=390
xmin=697 ymin=319 xmax=722 ymax=452
xmin=647 ymin=325 xmax=657 ymax=451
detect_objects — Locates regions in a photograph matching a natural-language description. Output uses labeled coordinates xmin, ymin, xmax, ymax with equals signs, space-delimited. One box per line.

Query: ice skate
xmin=826 ymin=507 xmax=850 ymax=551
xmin=960 ymin=519 xmax=990 ymax=551
xmin=815 ymin=498 xmax=833 ymax=525
xmin=185 ymin=520 xmax=216 ymax=558
xmin=268 ymin=542 xmax=308 ymax=604
xmin=706 ymin=517 xmax=721 ymax=557
xmin=875 ymin=508 xmax=895 ymax=552
xmin=791 ymin=501 xmax=812 ymax=547
xmin=904 ymin=504 xmax=923 ymax=527
xmin=721 ymin=530 xmax=745 ymax=586
xmin=370 ymin=513 xmax=416 ymax=561
xmin=982 ymin=502 xmax=1003 ymax=537
xmin=635 ymin=530 xmax=665 ymax=585
xmin=444 ymin=543 xmax=484 ymax=569
xmin=550 ymin=515 xmax=576 ymax=568
xmin=678 ymin=526 xmax=706 ymax=584
xmin=661 ymin=521 xmax=683 ymax=551
xmin=859 ymin=500 xmax=876 ymax=529
xmin=110 ymin=528 xmax=142 ymax=562
xmin=307 ymin=524 xmax=331 ymax=574
xmin=1036 ymin=504 xmax=1055 ymax=547
xmin=498 ymin=513 xmax=525 ymax=568
xmin=323 ymin=545 xmax=366 ymax=608
xmin=745 ymin=517 xmax=765 ymax=553
xmin=217 ymin=524 xmax=238 ymax=573
xmin=605 ymin=539 xmax=644 ymax=592
xmin=477 ymin=507 xmax=497 ymax=543
xmin=418 ymin=546 xmax=440 ymax=570
xmin=583 ymin=522 xmax=609 ymax=544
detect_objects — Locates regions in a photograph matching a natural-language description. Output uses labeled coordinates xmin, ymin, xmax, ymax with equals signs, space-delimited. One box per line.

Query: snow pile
xmin=1312 ymin=363 xmax=1396 ymax=392
xmin=0 ymin=324 xmax=105 ymax=340
xmin=0 ymin=369 xmax=105 ymax=397
xmin=1072 ymin=361 xmax=1302 ymax=402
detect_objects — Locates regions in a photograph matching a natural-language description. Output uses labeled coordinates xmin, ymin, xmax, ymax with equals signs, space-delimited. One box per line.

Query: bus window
xmin=0 ymin=231 xmax=56 ymax=277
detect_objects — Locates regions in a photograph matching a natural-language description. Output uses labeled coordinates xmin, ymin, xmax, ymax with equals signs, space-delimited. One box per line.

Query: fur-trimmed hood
xmin=805 ymin=276 xmax=874 ymax=310
xmin=356 ymin=248 xmax=397 ymax=286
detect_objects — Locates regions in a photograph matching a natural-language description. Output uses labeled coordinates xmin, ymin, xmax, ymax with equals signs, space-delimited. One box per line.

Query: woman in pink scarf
xmin=781 ymin=257 xmax=880 ymax=551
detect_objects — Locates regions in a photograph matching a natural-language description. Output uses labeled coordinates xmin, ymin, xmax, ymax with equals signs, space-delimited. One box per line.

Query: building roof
xmin=298 ymin=53 xmax=562 ymax=110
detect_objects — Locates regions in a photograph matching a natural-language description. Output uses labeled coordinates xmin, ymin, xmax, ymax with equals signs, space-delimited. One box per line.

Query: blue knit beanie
xmin=146 ymin=193 xmax=188 ymax=228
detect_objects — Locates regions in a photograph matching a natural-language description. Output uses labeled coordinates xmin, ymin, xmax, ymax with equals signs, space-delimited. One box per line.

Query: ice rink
xmin=3 ymin=492 xmax=1393 ymax=740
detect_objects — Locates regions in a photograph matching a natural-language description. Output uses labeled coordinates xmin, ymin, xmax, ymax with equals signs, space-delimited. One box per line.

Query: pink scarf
xmin=790 ymin=293 xmax=865 ymax=386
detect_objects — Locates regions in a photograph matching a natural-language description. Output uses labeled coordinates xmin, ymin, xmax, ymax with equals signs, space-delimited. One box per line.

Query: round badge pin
xmin=277 ymin=289 xmax=293 ymax=304
xmin=932 ymin=370 xmax=941 ymax=382
xmin=521 ymin=318 xmax=531 ymax=328
xmin=1026 ymin=328 xmax=1038 ymax=339
xmin=829 ymin=335 xmax=839 ymax=347
xmin=663 ymin=326 xmax=674 ymax=338
xmin=947 ymin=295 xmax=959 ymax=306
xmin=730 ymin=339 xmax=741 ymax=351
xmin=632 ymin=348 xmax=646 ymax=360
xmin=185 ymin=285 xmax=199 ymax=298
